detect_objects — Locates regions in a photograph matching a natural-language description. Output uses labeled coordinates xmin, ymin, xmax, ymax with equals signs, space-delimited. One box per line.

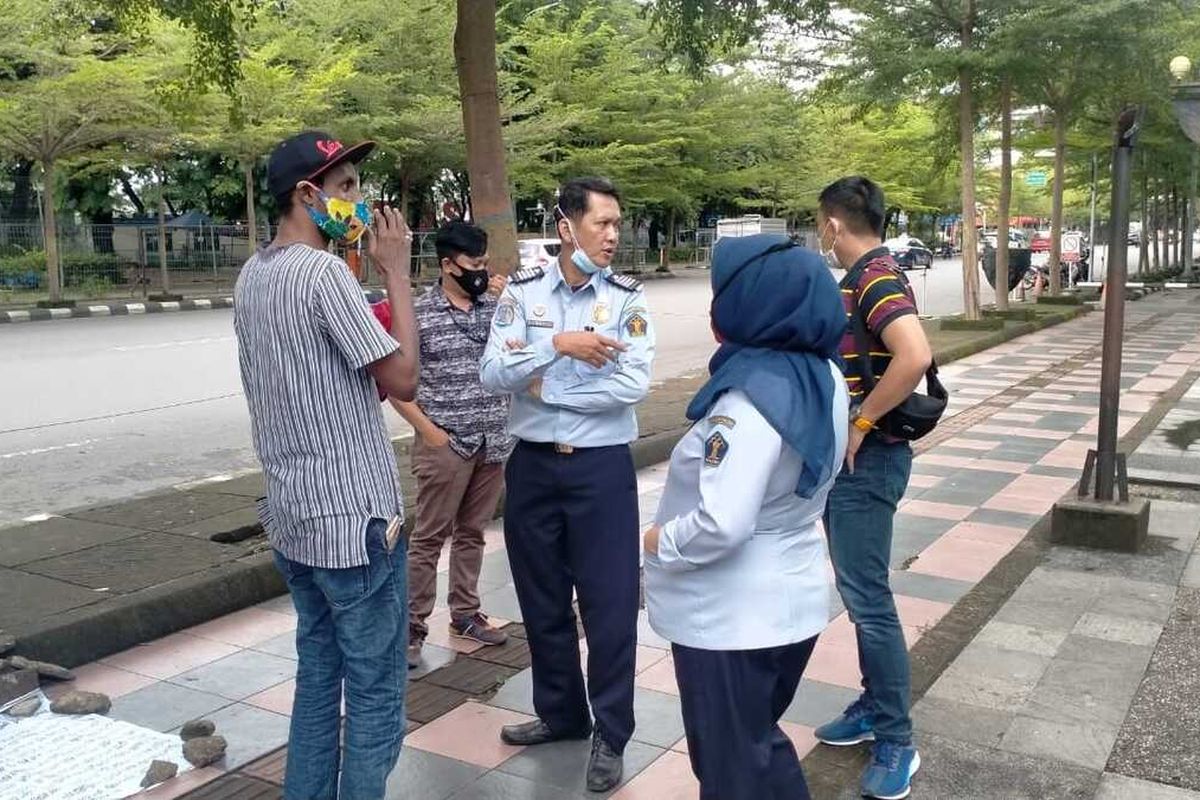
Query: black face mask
xmin=451 ymin=266 xmax=489 ymax=298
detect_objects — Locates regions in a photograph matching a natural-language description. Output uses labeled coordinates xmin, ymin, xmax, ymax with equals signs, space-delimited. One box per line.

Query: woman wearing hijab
xmin=642 ymin=234 xmax=849 ymax=800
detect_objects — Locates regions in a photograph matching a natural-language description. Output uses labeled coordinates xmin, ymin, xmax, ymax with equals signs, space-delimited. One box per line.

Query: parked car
xmin=518 ymin=238 xmax=562 ymax=270
xmin=884 ymin=236 xmax=934 ymax=269
xmin=982 ymin=229 xmax=1029 ymax=249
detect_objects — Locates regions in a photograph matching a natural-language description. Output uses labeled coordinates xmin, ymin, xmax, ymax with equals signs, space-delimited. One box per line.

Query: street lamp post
xmin=1081 ymin=107 xmax=1141 ymax=503
xmin=1170 ymin=55 xmax=1200 ymax=280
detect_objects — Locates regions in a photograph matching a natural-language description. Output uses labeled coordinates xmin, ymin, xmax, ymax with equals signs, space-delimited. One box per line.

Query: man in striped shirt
xmin=234 ymin=131 xmax=420 ymax=800
xmin=811 ymin=177 xmax=933 ymax=800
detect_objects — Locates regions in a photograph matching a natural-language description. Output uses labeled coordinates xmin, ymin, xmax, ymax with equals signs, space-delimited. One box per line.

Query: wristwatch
xmin=851 ymin=412 xmax=877 ymax=433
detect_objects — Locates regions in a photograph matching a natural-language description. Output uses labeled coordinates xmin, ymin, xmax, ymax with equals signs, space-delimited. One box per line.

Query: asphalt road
xmin=0 ymin=272 xmax=717 ymax=527
xmin=0 ymin=254 xmax=1084 ymax=528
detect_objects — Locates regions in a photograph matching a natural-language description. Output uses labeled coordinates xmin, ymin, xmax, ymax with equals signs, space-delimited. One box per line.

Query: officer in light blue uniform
xmin=643 ymin=235 xmax=849 ymax=800
xmin=479 ymin=177 xmax=654 ymax=793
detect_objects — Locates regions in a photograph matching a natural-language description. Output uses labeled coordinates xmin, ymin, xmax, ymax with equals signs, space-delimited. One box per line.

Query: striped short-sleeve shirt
xmin=838 ymin=247 xmax=918 ymax=401
xmin=234 ymin=243 xmax=404 ymax=569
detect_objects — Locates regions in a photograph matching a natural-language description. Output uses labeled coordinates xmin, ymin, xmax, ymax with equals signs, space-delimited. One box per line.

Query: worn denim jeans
xmin=824 ymin=436 xmax=914 ymax=744
xmin=273 ymin=518 xmax=408 ymax=800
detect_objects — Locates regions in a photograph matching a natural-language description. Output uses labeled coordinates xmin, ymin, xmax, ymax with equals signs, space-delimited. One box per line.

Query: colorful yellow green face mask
xmin=303 ymin=184 xmax=370 ymax=244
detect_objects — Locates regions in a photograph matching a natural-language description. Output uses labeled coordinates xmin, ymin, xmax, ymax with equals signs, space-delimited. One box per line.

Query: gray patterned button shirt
xmin=234 ymin=243 xmax=404 ymax=569
xmin=412 ymin=282 xmax=514 ymax=463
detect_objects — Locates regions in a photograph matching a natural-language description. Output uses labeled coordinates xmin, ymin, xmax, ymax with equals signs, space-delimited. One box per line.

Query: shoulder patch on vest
xmin=704 ymin=432 xmax=730 ymax=467
xmin=605 ymin=273 xmax=642 ymax=292
xmin=511 ymin=266 xmax=545 ymax=285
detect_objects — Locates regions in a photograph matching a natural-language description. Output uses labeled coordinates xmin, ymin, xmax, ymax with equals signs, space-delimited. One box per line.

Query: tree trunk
xmin=1152 ymin=178 xmax=1162 ymax=270
xmin=157 ymin=166 xmax=171 ymax=294
xmin=399 ymin=172 xmax=411 ymax=222
xmin=243 ymin=161 xmax=258 ymax=250
xmin=1139 ymin=153 xmax=1149 ymax=274
xmin=1048 ymin=110 xmax=1067 ymax=295
xmin=1174 ymin=184 xmax=1183 ymax=268
xmin=42 ymin=160 xmax=63 ymax=304
xmin=661 ymin=208 xmax=677 ymax=271
xmin=454 ymin=0 xmax=519 ymax=275
xmin=957 ymin=1 xmax=980 ymax=319
xmin=996 ymin=78 xmax=1013 ymax=309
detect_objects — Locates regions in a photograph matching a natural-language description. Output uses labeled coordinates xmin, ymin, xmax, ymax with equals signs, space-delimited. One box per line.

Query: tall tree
xmin=0 ymin=2 xmax=148 ymax=302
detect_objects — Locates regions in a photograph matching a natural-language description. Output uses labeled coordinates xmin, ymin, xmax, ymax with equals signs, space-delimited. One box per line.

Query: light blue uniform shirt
xmin=645 ymin=376 xmax=849 ymax=650
xmin=479 ymin=261 xmax=656 ymax=448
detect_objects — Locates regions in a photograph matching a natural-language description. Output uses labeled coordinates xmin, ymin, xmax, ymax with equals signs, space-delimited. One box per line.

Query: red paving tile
xmin=898 ymin=500 xmax=974 ymax=522
xmin=101 ymin=632 xmax=240 ymax=680
xmin=405 ymin=701 xmax=532 ymax=768
xmin=612 ymin=751 xmax=698 ymax=798
xmin=185 ymin=607 xmax=297 ymax=649
xmin=635 ymin=654 xmax=680 ymax=696
xmin=47 ymin=661 xmax=157 ymax=700
xmin=894 ymin=594 xmax=953 ymax=632
xmin=942 ymin=521 xmax=1026 ymax=547
xmin=908 ymin=536 xmax=1012 ymax=583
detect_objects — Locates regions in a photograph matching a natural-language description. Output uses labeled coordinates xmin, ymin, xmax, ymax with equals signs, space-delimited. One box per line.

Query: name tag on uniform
xmin=527 ymin=320 xmax=555 ymax=329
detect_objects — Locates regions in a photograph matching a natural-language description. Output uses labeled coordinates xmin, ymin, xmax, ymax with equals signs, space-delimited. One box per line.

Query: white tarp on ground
xmin=0 ymin=694 xmax=192 ymax=800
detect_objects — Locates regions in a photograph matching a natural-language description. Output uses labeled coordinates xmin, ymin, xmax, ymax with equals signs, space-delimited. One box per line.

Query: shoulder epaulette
xmin=605 ymin=273 xmax=642 ymax=292
xmin=510 ymin=266 xmax=544 ymax=285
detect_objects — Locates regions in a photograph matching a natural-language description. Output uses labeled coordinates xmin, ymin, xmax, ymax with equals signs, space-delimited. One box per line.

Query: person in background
xmin=234 ymin=130 xmax=419 ymax=800
xmin=480 ymin=177 xmax=655 ymax=793
xmin=387 ymin=220 xmax=513 ymax=667
xmin=812 ymin=176 xmax=933 ymax=800
xmin=643 ymin=234 xmax=848 ymax=800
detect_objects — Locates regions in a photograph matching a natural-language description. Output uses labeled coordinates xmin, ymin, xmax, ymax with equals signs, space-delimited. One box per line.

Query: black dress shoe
xmin=500 ymin=718 xmax=592 ymax=746
xmin=586 ymin=733 xmax=623 ymax=793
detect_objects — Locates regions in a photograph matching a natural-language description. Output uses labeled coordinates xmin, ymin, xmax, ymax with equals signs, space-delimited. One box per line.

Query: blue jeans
xmin=824 ymin=436 xmax=913 ymax=744
xmin=273 ymin=518 xmax=408 ymax=800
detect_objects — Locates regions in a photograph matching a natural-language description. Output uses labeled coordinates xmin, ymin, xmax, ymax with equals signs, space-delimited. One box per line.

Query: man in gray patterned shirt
xmin=234 ymin=131 xmax=419 ymax=800
xmin=387 ymin=220 xmax=514 ymax=667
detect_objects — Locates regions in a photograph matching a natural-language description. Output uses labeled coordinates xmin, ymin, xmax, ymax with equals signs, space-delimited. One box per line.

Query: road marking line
xmin=0 ymin=437 xmax=111 ymax=459
xmin=49 ymin=307 xmax=72 ymax=319
xmin=113 ymin=336 xmax=235 ymax=352
xmin=159 ymin=301 xmax=181 ymax=311
xmin=193 ymin=299 xmax=212 ymax=308
xmin=127 ymin=303 xmax=146 ymax=314
xmin=88 ymin=305 xmax=112 ymax=315
xmin=7 ymin=311 xmax=30 ymax=322
xmin=22 ymin=513 xmax=58 ymax=522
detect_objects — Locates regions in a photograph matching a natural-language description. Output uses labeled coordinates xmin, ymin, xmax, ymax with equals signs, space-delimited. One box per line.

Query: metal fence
xmin=0 ymin=221 xmax=719 ymax=303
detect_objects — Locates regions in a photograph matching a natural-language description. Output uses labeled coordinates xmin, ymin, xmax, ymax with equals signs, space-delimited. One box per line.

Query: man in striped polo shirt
xmin=812 ymin=177 xmax=933 ymax=800
xmin=234 ymin=131 xmax=420 ymax=800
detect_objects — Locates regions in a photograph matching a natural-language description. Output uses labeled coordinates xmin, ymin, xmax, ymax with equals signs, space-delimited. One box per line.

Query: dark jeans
xmin=673 ymin=637 xmax=818 ymax=800
xmin=824 ymin=436 xmax=913 ymax=744
xmin=273 ymin=518 xmax=408 ymax=800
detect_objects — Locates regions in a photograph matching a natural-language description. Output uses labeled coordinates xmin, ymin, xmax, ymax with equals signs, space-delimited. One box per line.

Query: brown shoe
xmin=449 ymin=613 xmax=508 ymax=646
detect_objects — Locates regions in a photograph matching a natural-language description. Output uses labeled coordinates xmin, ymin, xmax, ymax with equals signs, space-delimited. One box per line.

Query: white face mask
xmin=818 ymin=220 xmax=841 ymax=269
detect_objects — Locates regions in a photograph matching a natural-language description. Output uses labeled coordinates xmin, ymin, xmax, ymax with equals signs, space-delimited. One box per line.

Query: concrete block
xmin=1052 ymin=496 xmax=1150 ymax=553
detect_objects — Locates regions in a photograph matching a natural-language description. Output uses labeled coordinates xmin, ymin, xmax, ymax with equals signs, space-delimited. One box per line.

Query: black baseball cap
xmin=266 ymin=130 xmax=376 ymax=202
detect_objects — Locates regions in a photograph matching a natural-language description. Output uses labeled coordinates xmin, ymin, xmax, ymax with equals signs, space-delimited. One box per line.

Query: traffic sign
xmin=1026 ymin=171 xmax=1048 ymax=188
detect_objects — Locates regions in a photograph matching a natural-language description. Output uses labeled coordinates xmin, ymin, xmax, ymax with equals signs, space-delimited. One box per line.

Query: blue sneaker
xmin=861 ymin=741 xmax=921 ymax=800
xmin=814 ymin=696 xmax=876 ymax=746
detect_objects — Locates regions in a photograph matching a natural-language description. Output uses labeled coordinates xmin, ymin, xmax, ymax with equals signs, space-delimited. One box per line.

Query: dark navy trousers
xmin=673 ymin=636 xmax=819 ymax=800
xmin=503 ymin=440 xmax=640 ymax=751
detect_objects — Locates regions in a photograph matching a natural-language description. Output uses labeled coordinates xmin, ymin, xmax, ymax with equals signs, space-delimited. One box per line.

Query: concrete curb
xmin=0 ymin=297 xmax=235 ymax=323
xmin=9 ymin=299 xmax=1090 ymax=668
xmin=0 ymin=273 xmax=678 ymax=324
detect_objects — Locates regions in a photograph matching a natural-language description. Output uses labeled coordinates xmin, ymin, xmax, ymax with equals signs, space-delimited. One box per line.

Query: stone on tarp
xmin=50 ymin=690 xmax=112 ymax=715
xmin=140 ymin=760 xmax=179 ymax=788
xmin=183 ymin=735 xmax=227 ymax=767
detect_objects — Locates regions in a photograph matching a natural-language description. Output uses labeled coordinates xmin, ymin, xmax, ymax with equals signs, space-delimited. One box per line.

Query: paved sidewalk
xmin=15 ymin=289 xmax=1184 ymax=799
